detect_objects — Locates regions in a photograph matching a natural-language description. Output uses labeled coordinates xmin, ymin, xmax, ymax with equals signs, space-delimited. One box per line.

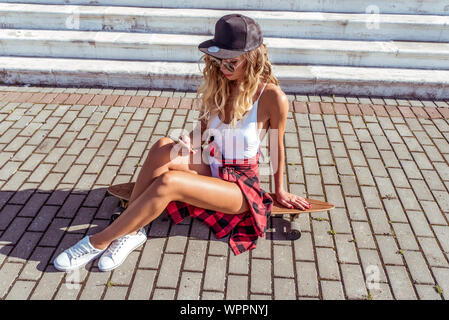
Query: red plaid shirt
xmin=164 ymin=141 xmax=273 ymax=255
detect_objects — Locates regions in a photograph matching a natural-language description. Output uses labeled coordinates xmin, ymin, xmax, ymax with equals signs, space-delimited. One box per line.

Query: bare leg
xmin=115 ymin=137 xmax=204 ymax=236
xmin=89 ymin=137 xmax=212 ymax=248
xmin=128 ymin=137 xmax=176 ymax=206
xmin=90 ymin=173 xmax=172 ymax=249
xmin=89 ymin=168 xmax=250 ymax=250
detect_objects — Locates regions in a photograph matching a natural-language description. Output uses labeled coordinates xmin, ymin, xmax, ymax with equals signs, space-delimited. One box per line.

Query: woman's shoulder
xmin=261 ymin=83 xmax=289 ymax=113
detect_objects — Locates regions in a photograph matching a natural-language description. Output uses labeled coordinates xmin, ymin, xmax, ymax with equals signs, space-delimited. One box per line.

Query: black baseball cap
xmin=198 ymin=14 xmax=263 ymax=59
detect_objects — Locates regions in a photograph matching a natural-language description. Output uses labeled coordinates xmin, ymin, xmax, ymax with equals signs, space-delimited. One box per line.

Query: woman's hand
xmin=178 ymin=134 xmax=197 ymax=154
xmin=275 ymin=190 xmax=311 ymax=210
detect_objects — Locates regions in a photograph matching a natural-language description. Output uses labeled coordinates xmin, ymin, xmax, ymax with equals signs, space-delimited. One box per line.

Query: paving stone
xmin=360 ymin=186 xmax=383 ymax=209
xmin=423 ymin=145 xmax=445 ymax=162
xmin=432 ymin=190 xmax=449 ymax=213
xmin=250 ymin=259 xmax=272 ymax=295
xmin=396 ymin=189 xmax=421 ymax=211
xmin=402 ymin=250 xmax=434 ymax=284
xmin=417 ymin=237 xmax=449 ymax=268
xmin=388 ymin=168 xmax=410 ymax=188
xmin=312 ymin=219 xmax=334 ymax=248
xmin=376 ymin=235 xmax=403 ymax=265
xmin=367 ymin=159 xmax=388 ymax=177
xmin=412 ymin=152 xmax=433 ymax=170
xmin=274 ymin=278 xmax=297 ymax=300
xmin=138 ymin=237 xmax=165 ymax=269
xmin=316 ymin=248 xmax=340 ymax=280
xmin=183 ymin=239 xmax=208 ymax=272
xmin=293 ymin=232 xmax=315 ymax=261
xmin=406 ymin=211 xmax=434 ymax=237
xmin=359 ymin=249 xmax=388 ymax=284
xmin=432 ymin=225 xmax=449 ymax=254
xmin=401 ymin=160 xmax=424 ymax=179
xmin=320 ymin=280 xmax=345 ymax=300
xmin=8 ymin=232 xmax=42 ymax=264
xmin=422 ymin=170 xmax=446 ymax=191
xmin=177 ymin=271 xmax=203 ymax=300
xmin=354 ymin=167 xmax=376 ymax=186
xmin=226 ymin=275 xmax=249 ymax=300
xmin=329 ymin=208 xmax=352 ymax=234
xmin=1 ymin=217 xmax=32 ymax=245
xmin=420 ymin=201 xmax=447 ymax=225
xmin=432 ymin=267 xmax=449 ymax=300
xmin=415 ymin=284 xmax=443 ymax=300
xmin=5 ymin=280 xmax=35 ymax=300
xmin=391 ymin=223 xmax=420 ymax=251
xmin=335 ymin=158 xmax=354 ymax=175
xmin=341 ymin=264 xmax=368 ymax=299
xmin=156 ymin=253 xmax=183 ymax=289
xmin=203 ymin=256 xmax=227 ymax=292
xmin=370 ymin=283 xmax=395 ymax=300
xmin=368 ymin=208 xmax=392 ymax=235
xmin=386 ymin=265 xmax=417 ymax=300
xmin=78 ymin=268 xmax=110 ymax=300
xmin=335 ymin=234 xmax=358 ymax=264
xmin=29 ymin=266 xmax=64 ymax=300
xmin=273 ymin=245 xmax=294 ymax=277
xmin=295 ymin=261 xmax=319 ymax=297
xmin=0 ymin=262 xmax=23 ymax=299
xmin=352 ymin=221 xmax=376 ymax=249
xmin=102 ymin=286 xmax=128 ymax=300
xmin=343 ymin=134 xmax=361 ymax=150
xmin=344 ymin=196 xmax=367 ymax=221
xmin=324 ymin=185 xmax=345 ymax=208
xmin=321 ymin=166 xmax=339 ymax=185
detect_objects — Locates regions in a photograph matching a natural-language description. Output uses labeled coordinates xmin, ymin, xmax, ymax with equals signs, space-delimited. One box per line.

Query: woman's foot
xmin=53 ymin=236 xmax=106 ymax=272
xmin=97 ymin=228 xmax=147 ymax=272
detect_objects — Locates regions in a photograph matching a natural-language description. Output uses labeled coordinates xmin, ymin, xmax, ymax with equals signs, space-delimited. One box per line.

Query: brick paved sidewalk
xmin=0 ymin=85 xmax=448 ymax=300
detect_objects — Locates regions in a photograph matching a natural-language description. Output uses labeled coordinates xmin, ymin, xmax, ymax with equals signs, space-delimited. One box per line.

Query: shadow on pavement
xmin=0 ymin=187 xmax=295 ymax=274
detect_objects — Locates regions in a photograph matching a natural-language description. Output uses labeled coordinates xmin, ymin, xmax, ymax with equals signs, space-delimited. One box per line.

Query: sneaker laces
xmin=108 ymin=235 xmax=132 ymax=256
xmin=68 ymin=241 xmax=95 ymax=260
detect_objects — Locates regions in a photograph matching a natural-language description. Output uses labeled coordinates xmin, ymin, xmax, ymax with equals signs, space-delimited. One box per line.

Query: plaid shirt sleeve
xmin=163 ymin=149 xmax=273 ymax=256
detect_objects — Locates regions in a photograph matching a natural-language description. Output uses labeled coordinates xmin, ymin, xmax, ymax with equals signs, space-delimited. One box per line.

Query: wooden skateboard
xmin=107 ymin=182 xmax=334 ymax=240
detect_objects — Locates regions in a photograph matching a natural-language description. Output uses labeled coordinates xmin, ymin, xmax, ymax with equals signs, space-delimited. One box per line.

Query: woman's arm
xmin=268 ymin=90 xmax=311 ymax=209
xmin=268 ymin=91 xmax=289 ymax=194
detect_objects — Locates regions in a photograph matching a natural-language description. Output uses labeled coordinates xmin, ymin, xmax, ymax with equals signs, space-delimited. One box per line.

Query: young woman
xmin=53 ymin=14 xmax=310 ymax=272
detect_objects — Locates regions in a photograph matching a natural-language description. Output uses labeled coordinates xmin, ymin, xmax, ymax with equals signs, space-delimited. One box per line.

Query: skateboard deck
xmin=107 ymin=182 xmax=334 ymax=240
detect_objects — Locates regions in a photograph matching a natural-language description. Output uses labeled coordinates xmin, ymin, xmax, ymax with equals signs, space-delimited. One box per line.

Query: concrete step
xmin=1 ymin=29 xmax=448 ymax=70
xmin=1 ymin=4 xmax=448 ymax=41
xmin=3 ymin=0 xmax=448 ymax=15
xmin=1 ymin=56 xmax=448 ymax=99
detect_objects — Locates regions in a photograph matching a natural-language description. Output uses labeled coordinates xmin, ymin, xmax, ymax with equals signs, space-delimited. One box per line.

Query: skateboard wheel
xmin=110 ymin=213 xmax=121 ymax=224
xmin=120 ymin=199 xmax=128 ymax=209
xmin=286 ymin=229 xmax=301 ymax=240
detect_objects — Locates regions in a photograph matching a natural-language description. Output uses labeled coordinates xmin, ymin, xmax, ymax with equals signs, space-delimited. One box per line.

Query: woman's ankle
xmin=89 ymin=235 xmax=109 ymax=251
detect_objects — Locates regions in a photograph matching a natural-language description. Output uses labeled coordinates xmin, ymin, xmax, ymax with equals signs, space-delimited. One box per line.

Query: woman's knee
xmin=144 ymin=137 xmax=175 ymax=164
xmin=152 ymin=170 xmax=179 ymax=196
xmin=157 ymin=136 xmax=175 ymax=147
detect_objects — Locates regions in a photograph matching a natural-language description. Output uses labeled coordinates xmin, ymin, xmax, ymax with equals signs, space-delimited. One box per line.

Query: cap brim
xmin=198 ymin=39 xmax=244 ymax=59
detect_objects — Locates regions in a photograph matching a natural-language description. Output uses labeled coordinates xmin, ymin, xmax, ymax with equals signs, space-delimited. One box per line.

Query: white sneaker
xmin=53 ymin=236 xmax=106 ymax=272
xmin=97 ymin=228 xmax=147 ymax=272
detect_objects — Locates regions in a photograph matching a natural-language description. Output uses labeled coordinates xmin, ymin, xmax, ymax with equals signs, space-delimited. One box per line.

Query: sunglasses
xmin=208 ymin=55 xmax=243 ymax=73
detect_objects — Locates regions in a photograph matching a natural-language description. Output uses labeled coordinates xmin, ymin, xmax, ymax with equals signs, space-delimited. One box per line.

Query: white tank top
xmin=208 ymin=82 xmax=267 ymax=159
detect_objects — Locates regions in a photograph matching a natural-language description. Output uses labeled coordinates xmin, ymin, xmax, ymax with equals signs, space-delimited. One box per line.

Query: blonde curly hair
xmin=195 ymin=43 xmax=279 ymax=130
